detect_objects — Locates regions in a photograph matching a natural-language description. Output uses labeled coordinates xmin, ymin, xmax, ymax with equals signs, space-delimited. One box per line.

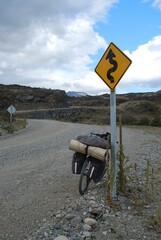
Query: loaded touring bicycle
xmin=69 ymin=132 xmax=111 ymax=195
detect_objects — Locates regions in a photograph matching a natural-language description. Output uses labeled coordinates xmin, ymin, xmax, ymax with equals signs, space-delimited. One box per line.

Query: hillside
xmin=67 ymin=91 xmax=161 ymax=126
xmin=0 ymin=84 xmax=67 ymax=110
xmin=0 ymin=84 xmax=161 ymax=126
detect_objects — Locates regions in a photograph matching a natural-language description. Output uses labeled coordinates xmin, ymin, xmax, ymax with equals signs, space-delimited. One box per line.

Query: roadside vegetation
xmin=106 ymin=115 xmax=161 ymax=230
xmin=0 ymin=111 xmax=27 ymax=135
xmin=121 ymin=115 xmax=161 ymax=127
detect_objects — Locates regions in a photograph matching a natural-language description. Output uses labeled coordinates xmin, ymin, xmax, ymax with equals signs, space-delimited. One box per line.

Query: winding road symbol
xmin=106 ymin=49 xmax=118 ymax=84
xmin=95 ymin=42 xmax=132 ymax=90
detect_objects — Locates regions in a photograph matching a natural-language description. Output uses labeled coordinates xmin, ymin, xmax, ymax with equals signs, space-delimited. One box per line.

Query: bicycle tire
xmin=79 ymin=157 xmax=92 ymax=195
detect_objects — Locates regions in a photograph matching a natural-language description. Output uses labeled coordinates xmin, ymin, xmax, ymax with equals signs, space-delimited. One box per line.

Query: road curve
xmin=0 ymin=119 xmax=110 ymax=239
xmin=1 ymin=119 xmax=161 ymax=239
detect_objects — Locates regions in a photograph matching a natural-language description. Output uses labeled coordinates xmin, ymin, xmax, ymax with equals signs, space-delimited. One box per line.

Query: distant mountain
xmin=66 ymin=91 xmax=88 ymax=97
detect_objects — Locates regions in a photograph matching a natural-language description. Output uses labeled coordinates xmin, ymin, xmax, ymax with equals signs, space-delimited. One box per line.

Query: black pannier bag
xmin=72 ymin=152 xmax=86 ymax=174
xmin=87 ymin=156 xmax=106 ymax=182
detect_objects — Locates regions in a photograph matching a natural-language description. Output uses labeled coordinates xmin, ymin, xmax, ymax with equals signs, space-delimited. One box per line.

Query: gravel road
xmin=0 ymin=119 xmax=161 ymax=240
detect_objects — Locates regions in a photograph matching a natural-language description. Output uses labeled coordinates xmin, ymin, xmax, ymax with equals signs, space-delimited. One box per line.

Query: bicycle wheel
xmin=79 ymin=157 xmax=92 ymax=195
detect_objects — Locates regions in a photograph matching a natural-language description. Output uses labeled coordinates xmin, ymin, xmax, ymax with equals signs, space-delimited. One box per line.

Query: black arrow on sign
xmin=106 ymin=49 xmax=118 ymax=83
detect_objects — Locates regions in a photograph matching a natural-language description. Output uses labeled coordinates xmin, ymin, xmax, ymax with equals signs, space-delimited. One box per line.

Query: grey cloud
xmin=141 ymin=77 xmax=161 ymax=89
xmin=0 ymin=70 xmax=55 ymax=88
xmin=0 ymin=0 xmax=114 ymax=50
xmin=0 ymin=1 xmax=67 ymax=29
xmin=118 ymin=76 xmax=161 ymax=94
xmin=0 ymin=0 xmax=106 ymax=30
xmin=0 ymin=0 xmax=118 ymax=94
xmin=0 ymin=1 xmax=72 ymax=51
xmin=0 ymin=0 xmax=104 ymax=52
xmin=0 ymin=0 xmax=117 ymax=32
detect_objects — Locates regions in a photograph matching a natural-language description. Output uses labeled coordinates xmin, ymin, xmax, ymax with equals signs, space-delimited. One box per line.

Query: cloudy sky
xmin=0 ymin=0 xmax=161 ymax=95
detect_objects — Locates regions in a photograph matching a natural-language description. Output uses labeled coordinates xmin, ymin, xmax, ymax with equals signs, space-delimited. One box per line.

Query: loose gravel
xmin=0 ymin=120 xmax=161 ymax=240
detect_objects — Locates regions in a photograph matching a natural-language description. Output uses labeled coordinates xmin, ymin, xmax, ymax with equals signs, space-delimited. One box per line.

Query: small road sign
xmin=7 ymin=105 xmax=16 ymax=114
xmin=95 ymin=42 xmax=132 ymax=90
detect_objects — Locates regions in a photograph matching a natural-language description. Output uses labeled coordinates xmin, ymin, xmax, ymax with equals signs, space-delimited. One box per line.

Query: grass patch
xmin=2 ymin=118 xmax=27 ymax=134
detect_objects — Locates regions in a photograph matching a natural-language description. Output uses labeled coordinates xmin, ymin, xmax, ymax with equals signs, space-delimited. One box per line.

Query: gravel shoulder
xmin=0 ymin=120 xmax=161 ymax=239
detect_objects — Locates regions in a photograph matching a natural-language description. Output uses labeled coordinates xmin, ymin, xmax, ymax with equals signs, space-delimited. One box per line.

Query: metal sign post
xmin=7 ymin=105 xmax=16 ymax=126
xmin=110 ymin=89 xmax=117 ymax=198
xmin=95 ymin=42 xmax=132 ymax=199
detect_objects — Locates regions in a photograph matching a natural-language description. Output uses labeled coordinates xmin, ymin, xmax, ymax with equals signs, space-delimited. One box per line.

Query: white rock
xmin=88 ymin=207 xmax=92 ymax=212
xmin=82 ymin=224 xmax=92 ymax=231
xmin=54 ymin=236 xmax=69 ymax=240
xmin=56 ymin=214 xmax=62 ymax=218
xmin=83 ymin=231 xmax=91 ymax=238
xmin=88 ymin=200 xmax=97 ymax=207
xmin=84 ymin=217 xmax=97 ymax=226
xmin=65 ymin=214 xmax=75 ymax=220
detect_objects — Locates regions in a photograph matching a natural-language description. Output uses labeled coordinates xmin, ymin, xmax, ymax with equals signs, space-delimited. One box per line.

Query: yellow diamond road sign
xmin=95 ymin=42 xmax=132 ymax=91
